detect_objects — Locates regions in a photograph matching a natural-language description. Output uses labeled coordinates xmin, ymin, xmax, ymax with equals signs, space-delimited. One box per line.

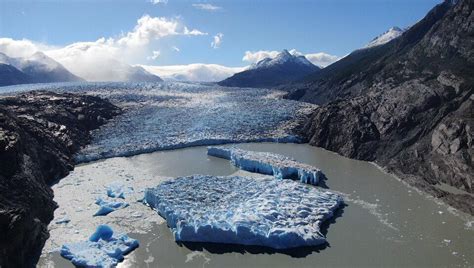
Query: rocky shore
xmin=0 ymin=91 xmax=121 ymax=267
xmin=290 ymin=0 xmax=473 ymax=214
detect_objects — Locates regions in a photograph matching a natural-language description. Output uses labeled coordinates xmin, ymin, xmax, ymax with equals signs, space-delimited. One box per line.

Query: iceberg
xmin=94 ymin=198 xmax=129 ymax=216
xmin=208 ymin=147 xmax=324 ymax=185
xmin=60 ymin=225 xmax=139 ymax=268
xmin=55 ymin=217 xmax=71 ymax=224
xmin=106 ymin=182 xmax=133 ymax=199
xmin=144 ymin=175 xmax=343 ymax=249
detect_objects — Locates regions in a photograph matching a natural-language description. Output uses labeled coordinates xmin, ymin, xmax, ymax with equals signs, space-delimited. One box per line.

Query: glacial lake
xmin=39 ymin=143 xmax=474 ymax=267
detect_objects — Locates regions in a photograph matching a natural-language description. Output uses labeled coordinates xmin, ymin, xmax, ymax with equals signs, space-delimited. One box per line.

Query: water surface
xmin=39 ymin=143 xmax=473 ymax=267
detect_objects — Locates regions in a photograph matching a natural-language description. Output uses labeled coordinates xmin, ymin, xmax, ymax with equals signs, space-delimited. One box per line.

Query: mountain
xmin=0 ymin=52 xmax=162 ymax=85
xmin=125 ymin=65 xmax=163 ymax=82
xmin=139 ymin=64 xmax=244 ymax=82
xmin=218 ymin=49 xmax=320 ymax=88
xmin=55 ymin=57 xmax=163 ymax=83
xmin=365 ymin=26 xmax=405 ymax=48
xmin=287 ymin=0 xmax=474 ymax=214
xmin=0 ymin=52 xmax=84 ymax=85
xmin=0 ymin=63 xmax=32 ymax=87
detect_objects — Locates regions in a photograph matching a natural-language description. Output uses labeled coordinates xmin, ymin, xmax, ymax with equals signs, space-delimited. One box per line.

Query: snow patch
xmin=366 ymin=27 xmax=405 ymax=48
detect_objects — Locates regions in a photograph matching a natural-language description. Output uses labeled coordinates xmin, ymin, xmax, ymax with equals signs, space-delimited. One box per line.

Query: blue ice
xmin=60 ymin=225 xmax=139 ymax=268
xmin=144 ymin=175 xmax=343 ymax=249
xmin=208 ymin=147 xmax=325 ymax=185
xmin=93 ymin=198 xmax=129 ymax=216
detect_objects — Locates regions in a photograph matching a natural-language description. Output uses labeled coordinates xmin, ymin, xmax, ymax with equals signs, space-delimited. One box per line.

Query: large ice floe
xmin=0 ymin=82 xmax=316 ymax=162
xmin=144 ymin=175 xmax=343 ymax=249
xmin=208 ymin=146 xmax=325 ymax=185
xmin=60 ymin=225 xmax=139 ymax=268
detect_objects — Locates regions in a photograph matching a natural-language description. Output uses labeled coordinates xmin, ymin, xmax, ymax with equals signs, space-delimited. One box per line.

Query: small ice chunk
xmin=144 ymin=175 xmax=343 ymax=249
xmin=443 ymin=239 xmax=451 ymax=244
xmin=106 ymin=182 xmax=133 ymax=199
xmin=55 ymin=217 xmax=71 ymax=224
xmin=208 ymin=147 xmax=325 ymax=185
xmin=94 ymin=198 xmax=129 ymax=216
xmin=60 ymin=225 xmax=139 ymax=268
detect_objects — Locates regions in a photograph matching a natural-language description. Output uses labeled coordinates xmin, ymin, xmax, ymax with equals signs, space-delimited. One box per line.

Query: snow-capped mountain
xmin=0 ymin=52 xmax=84 ymax=85
xmin=219 ymin=49 xmax=320 ymax=88
xmin=365 ymin=27 xmax=405 ymax=48
xmin=249 ymin=49 xmax=315 ymax=70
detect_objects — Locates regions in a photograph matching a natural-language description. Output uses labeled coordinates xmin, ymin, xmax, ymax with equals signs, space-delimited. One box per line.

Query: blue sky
xmin=0 ymin=0 xmax=441 ymax=67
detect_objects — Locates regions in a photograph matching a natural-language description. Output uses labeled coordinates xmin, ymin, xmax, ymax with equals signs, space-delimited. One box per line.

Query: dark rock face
xmin=293 ymin=0 xmax=474 ymax=214
xmin=219 ymin=50 xmax=320 ymax=88
xmin=0 ymin=91 xmax=121 ymax=267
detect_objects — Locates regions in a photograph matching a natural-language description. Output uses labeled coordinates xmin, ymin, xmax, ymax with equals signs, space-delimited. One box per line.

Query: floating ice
xmin=208 ymin=147 xmax=325 ymax=185
xmin=144 ymin=175 xmax=343 ymax=249
xmin=60 ymin=225 xmax=139 ymax=268
xmin=94 ymin=198 xmax=129 ymax=216
xmin=55 ymin=217 xmax=70 ymax=224
xmin=106 ymin=182 xmax=133 ymax=199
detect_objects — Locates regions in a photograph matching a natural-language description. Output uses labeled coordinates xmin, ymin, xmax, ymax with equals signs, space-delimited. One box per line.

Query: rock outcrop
xmin=289 ymin=0 xmax=474 ymax=214
xmin=0 ymin=91 xmax=121 ymax=267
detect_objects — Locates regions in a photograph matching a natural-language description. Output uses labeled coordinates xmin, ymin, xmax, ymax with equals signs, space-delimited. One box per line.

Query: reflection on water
xmin=39 ymin=143 xmax=474 ymax=267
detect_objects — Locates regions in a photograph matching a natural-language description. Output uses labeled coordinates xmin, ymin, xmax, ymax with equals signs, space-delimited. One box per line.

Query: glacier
xmin=144 ymin=175 xmax=343 ymax=249
xmin=207 ymin=147 xmax=325 ymax=185
xmin=0 ymin=82 xmax=316 ymax=162
xmin=60 ymin=225 xmax=139 ymax=268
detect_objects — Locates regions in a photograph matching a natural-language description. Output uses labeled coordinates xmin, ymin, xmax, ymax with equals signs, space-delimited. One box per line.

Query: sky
xmin=0 ymin=0 xmax=442 ymax=81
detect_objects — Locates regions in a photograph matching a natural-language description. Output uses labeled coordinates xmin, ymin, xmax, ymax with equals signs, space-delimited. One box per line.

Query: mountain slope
xmin=18 ymin=52 xmax=85 ymax=83
xmin=0 ymin=63 xmax=33 ymax=86
xmin=218 ymin=50 xmax=320 ymax=88
xmin=291 ymin=0 xmax=474 ymax=214
xmin=0 ymin=52 xmax=84 ymax=85
xmin=126 ymin=65 xmax=163 ymax=82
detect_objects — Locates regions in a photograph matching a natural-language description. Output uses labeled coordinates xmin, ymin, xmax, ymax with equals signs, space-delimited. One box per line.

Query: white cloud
xmin=147 ymin=50 xmax=161 ymax=60
xmin=172 ymin=46 xmax=180 ymax=52
xmin=117 ymin=15 xmax=207 ymax=47
xmin=242 ymin=49 xmax=340 ymax=67
xmin=242 ymin=50 xmax=279 ymax=63
xmin=211 ymin=33 xmax=223 ymax=49
xmin=0 ymin=38 xmax=48 ymax=58
xmin=183 ymin=27 xmax=208 ymax=36
xmin=304 ymin=52 xmax=341 ymax=68
xmin=149 ymin=0 xmax=168 ymax=4
xmin=0 ymin=15 xmax=207 ymax=81
xmin=192 ymin=3 xmax=222 ymax=11
xmin=139 ymin=63 xmax=245 ymax=82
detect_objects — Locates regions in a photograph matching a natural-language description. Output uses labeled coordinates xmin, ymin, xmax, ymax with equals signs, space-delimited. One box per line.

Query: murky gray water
xmin=39 ymin=143 xmax=473 ymax=267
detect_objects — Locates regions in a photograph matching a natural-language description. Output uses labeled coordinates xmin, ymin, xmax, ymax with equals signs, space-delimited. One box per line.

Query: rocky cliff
xmin=0 ymin=91 xmax=121 ymax=267
xmin=290 ymin=0 xmax=474 ymax=214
